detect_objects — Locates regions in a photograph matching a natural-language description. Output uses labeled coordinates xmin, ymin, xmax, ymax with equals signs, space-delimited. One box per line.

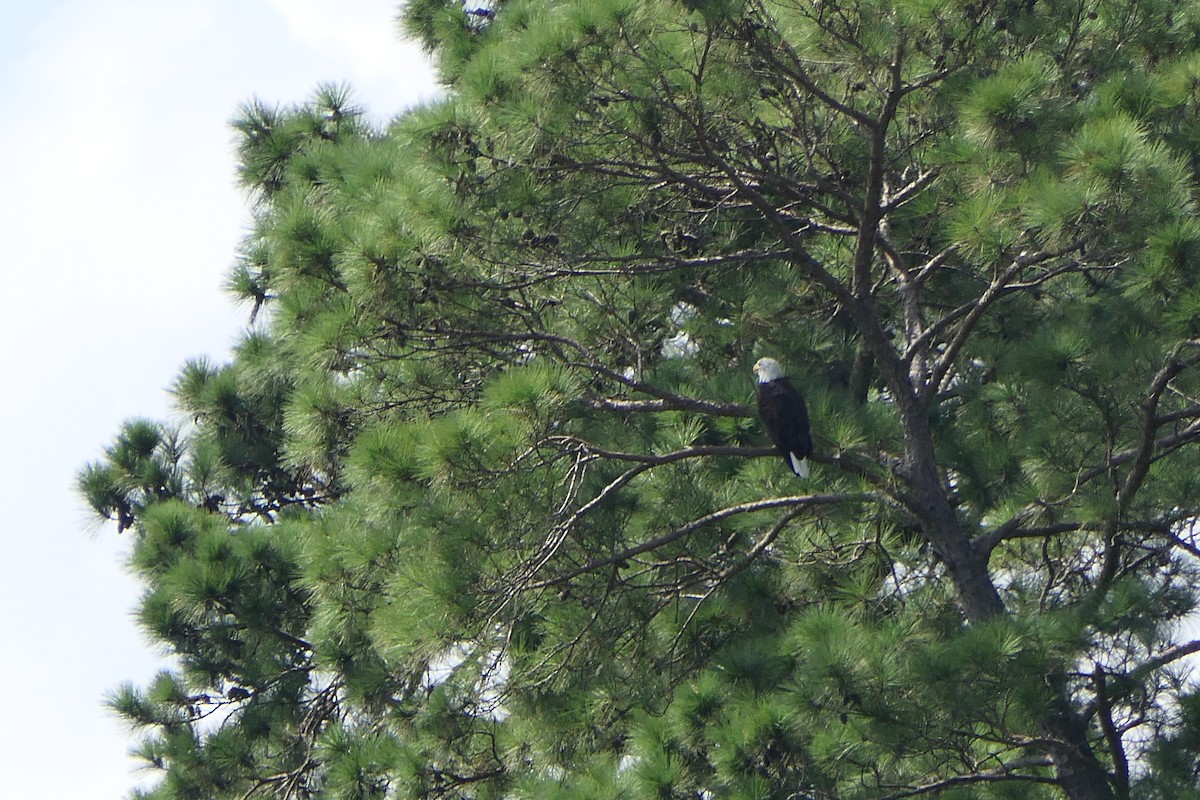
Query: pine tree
xmin=81 ymin=2 xmax=1200 ymax=798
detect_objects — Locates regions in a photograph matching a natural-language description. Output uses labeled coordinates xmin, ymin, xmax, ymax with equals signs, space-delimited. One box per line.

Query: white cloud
xmin=264 ymin=0 xmax=440 ymax=108
xmin=266 ymin=0 xmax=424 ymax=74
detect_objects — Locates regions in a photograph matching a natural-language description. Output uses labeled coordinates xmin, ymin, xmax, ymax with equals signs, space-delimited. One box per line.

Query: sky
xmin=0 ymin=1 xmax=437 ymax=795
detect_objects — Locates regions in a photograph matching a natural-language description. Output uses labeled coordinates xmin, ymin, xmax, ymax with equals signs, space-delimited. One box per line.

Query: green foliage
xmin=83 ymin=1 xmax=1200 ymax=798
xmin=1139 ymin=688 xmax=1200 ymax=800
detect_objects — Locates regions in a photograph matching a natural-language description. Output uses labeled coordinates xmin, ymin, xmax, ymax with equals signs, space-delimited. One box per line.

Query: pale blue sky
xmin=0 ymin=2 xmax=436 ymax=795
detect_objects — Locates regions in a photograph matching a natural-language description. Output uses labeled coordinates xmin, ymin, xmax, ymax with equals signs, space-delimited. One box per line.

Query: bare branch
xmin=586 ymin=396 xmax=752 ymax=417
xmin=882 ymin=168 xmax=939 ymax=213
xmin=1079 ymin=640 xmax=1200 ymax=720
xmin=912 ymin=244 xmax=960 ymax=288
xmin=975 ymin=517 xmax=1175 ymax=556
xmin=919 ymin=248 xmax=1085 ymax=404
xmin=876 ymin=759 xmax=1057 ymax=800
xmin=739 ymin=3 xmax=878 ymax=128
xmin=1125 ymin=639 xmax=1200 ymax=685
xmin=1118 ymin=343 xmax=1200 ymax=511
xmin=1083 ymin=343 xmax=1200 ymax=612
xmin=529 ymin=492 xmax=880 ymax=588
xmin=413 ymin=325 xmax=753 ymax=417
xmin=550 ymin=439 xmax=771 ymax=464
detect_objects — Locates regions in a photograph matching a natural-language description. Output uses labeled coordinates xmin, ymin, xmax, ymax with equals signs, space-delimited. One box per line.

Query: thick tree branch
xmin=512 ymin=442 xmax=787 ymax=586
xmin=975 ymin=518 xmax=1176 ymax=556
xmin=876 ymin=758 xmax=1057 ymax=799
xmin=1126 ymin=639 xmax=1200 ymax=683
xmin=1091 ymin=665 xmax=1130 ymax=798
xmin=852 ymin=32 xmax=907 ymax=299
xmin=1117 ymin=343 xmax=1200 ymax=511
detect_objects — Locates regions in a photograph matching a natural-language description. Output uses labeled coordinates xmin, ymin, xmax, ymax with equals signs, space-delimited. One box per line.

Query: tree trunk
xmin=1041 ymin=691 xmax=1120 ymax=800
xmin=901 ymin=410 xmax=1117 ymax=800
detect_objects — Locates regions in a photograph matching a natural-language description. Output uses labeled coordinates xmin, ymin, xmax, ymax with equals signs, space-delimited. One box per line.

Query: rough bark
xmin=897 ymin=400 xmax=1116 ymax=800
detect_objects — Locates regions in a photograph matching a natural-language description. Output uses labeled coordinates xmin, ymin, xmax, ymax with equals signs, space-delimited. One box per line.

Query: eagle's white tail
xmin=790 ymin=453 xmax=810 ymax=479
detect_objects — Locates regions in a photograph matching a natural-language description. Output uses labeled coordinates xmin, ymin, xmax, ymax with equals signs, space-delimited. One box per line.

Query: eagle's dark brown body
xmin=753 ymin=358 xmax=812 ymax=478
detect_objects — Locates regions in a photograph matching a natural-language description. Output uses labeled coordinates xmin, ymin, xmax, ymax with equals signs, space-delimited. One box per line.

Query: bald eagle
xmin=753 ymin=357 xmax=812 ymax=478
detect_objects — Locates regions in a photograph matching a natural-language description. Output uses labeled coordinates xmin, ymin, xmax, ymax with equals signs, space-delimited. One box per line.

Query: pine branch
xmin=668 ymin=506 xmax=809 ymax=649
xmin=876 ymin=759 xmax=1057 ymax=799
xmin=882 ymin=168 xmax=940 ymax=213
xmin=554 ymin=440 xmax=769 ymax=463
xmin=919 ymin=247 xmax=1088 ymax=404
xmin=584 ymin=394 xmax=751 ymax=417
xmin=976 ymin=343 xmax=1200 ymax=555
xmin=510 ymin=441 xmax=795 ymax=588
xmin=740 ymin=0 xmax=880 ymax=128
xmin=528 ymin=491 xmax=880 ymax=589
xmin=410 ymin=325 xmax=753 ymax=418
xmin=1117 ymin=343 xmax=1200 ymax=511
xmin=1086 ymin=342 xmax=1200 ymax=612
xmin=975 ymin=517 xmax=1175 ymax=555
xmin=1126 ymin=639 xmax=1200 ymax=683
xmin=1079 ymin=639 xmax=1200 ymax=722
xmin=473 ymin=246 xmax=799 ymax=289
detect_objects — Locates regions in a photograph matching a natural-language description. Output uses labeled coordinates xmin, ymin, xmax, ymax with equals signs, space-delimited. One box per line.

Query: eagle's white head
xmin=752 ymin=357 xmax=784 ymax=384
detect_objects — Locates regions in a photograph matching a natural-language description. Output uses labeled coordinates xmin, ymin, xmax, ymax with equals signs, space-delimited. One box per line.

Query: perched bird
xmin=752 ymin=357 xmax=812 ymax=478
